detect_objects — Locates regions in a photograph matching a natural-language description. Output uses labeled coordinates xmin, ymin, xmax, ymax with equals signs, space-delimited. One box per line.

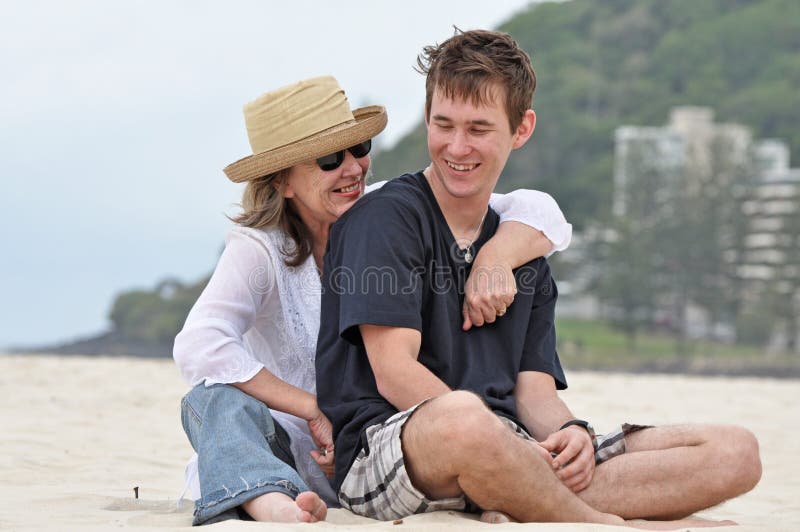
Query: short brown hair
xmin=229 ymin=169 xmax=312 ymax=268
xmin=416 ymin=28 xmax=536 ymax=131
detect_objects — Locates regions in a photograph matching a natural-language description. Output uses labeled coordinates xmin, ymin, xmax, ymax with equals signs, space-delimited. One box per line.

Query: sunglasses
xmin=316 ymin=139 xmax=372 ymax=171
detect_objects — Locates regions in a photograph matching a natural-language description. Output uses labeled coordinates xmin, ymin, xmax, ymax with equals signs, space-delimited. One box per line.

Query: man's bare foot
xmin=626 ymin=517 xmax=737 ymax=529
xmin=480 ymin=510 xmax=516 ymax=524
xmin=241 ymin=491 xmax=327 ymax=522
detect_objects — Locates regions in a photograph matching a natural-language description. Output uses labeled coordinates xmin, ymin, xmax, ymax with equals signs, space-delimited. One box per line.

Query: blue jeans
xmin=180 ymin=384 xmax=310 ymax=525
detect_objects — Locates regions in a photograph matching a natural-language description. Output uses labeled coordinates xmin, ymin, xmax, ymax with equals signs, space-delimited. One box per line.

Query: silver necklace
xmin=462 ymin=210 xmax=487 ymax=263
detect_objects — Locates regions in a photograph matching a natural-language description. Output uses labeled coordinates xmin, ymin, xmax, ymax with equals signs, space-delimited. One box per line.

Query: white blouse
xmin=173 ymin=186 xmax=572 ymax=503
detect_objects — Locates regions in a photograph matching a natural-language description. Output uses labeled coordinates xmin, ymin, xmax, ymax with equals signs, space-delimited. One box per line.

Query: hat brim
xmin=223 ymin=105 xmax=388 ymax=183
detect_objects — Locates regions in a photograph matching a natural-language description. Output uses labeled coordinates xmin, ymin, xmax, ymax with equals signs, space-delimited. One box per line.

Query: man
xmin=316 ymin=29 xmax=761 ymax=527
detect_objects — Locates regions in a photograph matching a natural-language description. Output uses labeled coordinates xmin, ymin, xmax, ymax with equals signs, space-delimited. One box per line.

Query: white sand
xmin=1 ymin=354 xmax=798 ymax=531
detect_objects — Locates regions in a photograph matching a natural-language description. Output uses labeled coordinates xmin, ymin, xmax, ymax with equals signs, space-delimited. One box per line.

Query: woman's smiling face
xmin=282 ymin=149 xmax=371 ymax=230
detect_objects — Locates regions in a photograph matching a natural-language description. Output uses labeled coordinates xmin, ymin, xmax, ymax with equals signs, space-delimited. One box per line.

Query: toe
xmin=480 ymin=510 xmax=513 ymax=524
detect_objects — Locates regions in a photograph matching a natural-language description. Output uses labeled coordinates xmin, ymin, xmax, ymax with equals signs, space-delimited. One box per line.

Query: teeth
xmin=447 ymin=161 xmax=476 ymax=171
xmin=336 ymin=182 xmax=360 ymax=193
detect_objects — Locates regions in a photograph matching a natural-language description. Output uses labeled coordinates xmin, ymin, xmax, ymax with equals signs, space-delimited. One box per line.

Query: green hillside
xmin=373 ymin=0 xmax=800 ymax=230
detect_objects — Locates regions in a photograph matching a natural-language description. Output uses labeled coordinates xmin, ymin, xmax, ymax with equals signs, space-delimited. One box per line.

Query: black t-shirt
xmin=315 ymin=172 xmax=567 ymax=490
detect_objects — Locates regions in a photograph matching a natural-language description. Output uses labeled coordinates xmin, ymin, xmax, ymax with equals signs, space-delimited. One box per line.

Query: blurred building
xmin=613 ymin=107 xmax=751 ymax=219
xmin=608 ymin=107 xmax=799 ymax=351
xmin=736 ymin=141 xmax=800 ymax=350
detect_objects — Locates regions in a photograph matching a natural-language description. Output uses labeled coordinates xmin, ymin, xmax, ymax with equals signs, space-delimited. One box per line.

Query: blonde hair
xmin=229 ymin=168 xmax=312 ymax=267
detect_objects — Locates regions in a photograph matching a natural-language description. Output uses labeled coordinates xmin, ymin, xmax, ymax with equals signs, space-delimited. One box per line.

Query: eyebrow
xmin=431 ymin=114 xmax=495 ymax=127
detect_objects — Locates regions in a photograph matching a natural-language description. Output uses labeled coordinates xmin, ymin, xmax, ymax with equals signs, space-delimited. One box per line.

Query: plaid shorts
xmin=338 ymin=402 xmax=649 ymax=521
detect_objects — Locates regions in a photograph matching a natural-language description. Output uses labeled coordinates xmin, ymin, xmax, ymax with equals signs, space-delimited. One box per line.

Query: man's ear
xmin=512 ymin=109 xmax=536 ymax=150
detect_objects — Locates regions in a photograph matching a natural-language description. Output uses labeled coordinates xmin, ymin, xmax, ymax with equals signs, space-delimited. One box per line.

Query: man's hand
xmin=307 ymin=409 xmax=335 ymax=478
xmin=462 ymin=255 xmax=517 ymax=330
xmin=539 ymin=425 xmax=595 ymax=492
xmin=530 ymin=439 xmax=555 ymax=467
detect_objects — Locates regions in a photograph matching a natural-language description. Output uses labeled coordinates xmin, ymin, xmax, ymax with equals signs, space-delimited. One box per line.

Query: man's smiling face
xmin=425 ymin=84 xmax=534 ymax=202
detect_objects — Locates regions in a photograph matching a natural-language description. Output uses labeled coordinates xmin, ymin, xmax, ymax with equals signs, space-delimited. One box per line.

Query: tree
xmin=594 ymin=136 xmax=674 ymax=347
xmin=108 ymin=276 xmax=208 ymax=345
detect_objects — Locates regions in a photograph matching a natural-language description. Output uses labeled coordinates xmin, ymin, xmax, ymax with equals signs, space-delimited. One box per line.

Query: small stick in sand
xmin=133 ymin=486 xmax=139 ymax=499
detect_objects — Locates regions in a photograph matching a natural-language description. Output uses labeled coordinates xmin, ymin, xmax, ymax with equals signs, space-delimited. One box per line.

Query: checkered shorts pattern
xmin=338 ymin=402 xmax=649 ymax=521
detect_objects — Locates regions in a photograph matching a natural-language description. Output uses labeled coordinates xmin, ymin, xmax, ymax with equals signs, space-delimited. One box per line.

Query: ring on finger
xmin=496 ymin=308 xmax=507 ymax=316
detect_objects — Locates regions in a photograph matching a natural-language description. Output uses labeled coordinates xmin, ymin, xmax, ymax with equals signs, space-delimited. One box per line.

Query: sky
xmin=0 ymin=0 xmax=540 ymax=348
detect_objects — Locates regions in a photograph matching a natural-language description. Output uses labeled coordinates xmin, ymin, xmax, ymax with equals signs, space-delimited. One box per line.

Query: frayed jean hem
xmin=193 ymin=479 xmax=302 ymax=526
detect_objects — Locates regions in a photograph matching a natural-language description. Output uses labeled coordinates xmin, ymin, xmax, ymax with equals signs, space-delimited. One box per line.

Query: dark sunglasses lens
xmin=316 ymin=139 xmax=371 ymax=171
xmin=317 ymin=151 xmax=344 ymax=171
xmin=348 ymin=139 xmax=372 ymax=158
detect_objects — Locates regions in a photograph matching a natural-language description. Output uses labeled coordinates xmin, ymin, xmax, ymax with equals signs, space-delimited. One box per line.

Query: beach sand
xmin=2 ymin=353 xmax=798 ymax=531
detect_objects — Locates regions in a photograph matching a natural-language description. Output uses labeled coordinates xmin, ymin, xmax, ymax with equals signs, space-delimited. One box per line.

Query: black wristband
xmin=560 ymin=419 xmax=597 ymax=450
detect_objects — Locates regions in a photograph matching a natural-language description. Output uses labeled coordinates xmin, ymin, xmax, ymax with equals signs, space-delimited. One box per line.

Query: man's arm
xmin=360 ymin=324 xmax=450 ymax=411
xmin=514 ymin=371 xmax=575 ymax=438
xmin=515 ymin=371 xmax=595 ymax=492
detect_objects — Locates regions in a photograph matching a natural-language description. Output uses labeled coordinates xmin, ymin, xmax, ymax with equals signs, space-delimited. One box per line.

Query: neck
xmin=423 ymin=166 xmax=491 ymax=238
xmin=304 ymin=220 xmax=330 ymax=272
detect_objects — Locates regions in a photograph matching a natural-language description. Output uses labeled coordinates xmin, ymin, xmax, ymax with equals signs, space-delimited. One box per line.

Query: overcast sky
xmin=0 ymin=0 xmax=541 ymax=348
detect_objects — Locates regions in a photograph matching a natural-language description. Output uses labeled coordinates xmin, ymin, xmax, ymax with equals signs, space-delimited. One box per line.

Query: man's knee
xmin=423 ymin=391 xmax=499 ymax=438
xmin=719 ymin=425 xmax=761 ymax=493
xmin=400 ymin=391 xmax=511 ymax=499
xmin=405 ymin=390 xmax=505 ymax=456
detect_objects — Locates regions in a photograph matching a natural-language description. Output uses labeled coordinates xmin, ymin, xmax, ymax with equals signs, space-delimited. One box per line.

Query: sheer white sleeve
xmin=173 ymin=230 xmax=273 ymax=387
xmin=489 ymin=189 xmax=573 ymax=256
xmin=365 ymin=180 xmax=388 ymax=194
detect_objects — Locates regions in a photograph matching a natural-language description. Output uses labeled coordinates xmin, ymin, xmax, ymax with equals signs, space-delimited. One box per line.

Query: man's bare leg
xmin=479 ymin=511 xmax=736 ymax=529
xmin=401 ymin=391 xmax=623 ymax=525
xmin=241 ymin=491 xmax=327 ymax=522
xmin=402 ymin=392 xmax=734 ymax=528
xmin=579 ymin=424 xmax=761 ymax=519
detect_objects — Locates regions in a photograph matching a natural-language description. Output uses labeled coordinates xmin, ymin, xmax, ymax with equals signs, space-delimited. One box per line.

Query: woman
xmin=173 ymin=76 xmax=572 ymax=525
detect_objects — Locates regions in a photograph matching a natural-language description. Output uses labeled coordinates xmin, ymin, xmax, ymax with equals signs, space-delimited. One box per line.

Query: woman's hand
xmin=307 ymin=409 xmax=335 ymax=478
xmin=463 ymin=250 xmax=517 ymax=330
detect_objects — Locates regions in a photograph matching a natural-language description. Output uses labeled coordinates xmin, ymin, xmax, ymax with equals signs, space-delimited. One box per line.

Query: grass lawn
xmin=555 ymin=318 xmax=797 ymax=375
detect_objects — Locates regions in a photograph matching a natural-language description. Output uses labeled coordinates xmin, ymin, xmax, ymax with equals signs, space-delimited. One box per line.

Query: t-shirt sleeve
xmin=325 ymin=197 xmax=425 ymax=345
xmin=518 ymin=259 xmax=567 ymax=389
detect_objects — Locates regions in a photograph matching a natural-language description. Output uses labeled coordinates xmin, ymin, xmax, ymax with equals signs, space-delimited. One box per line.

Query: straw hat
xmin=224 ymin=76 xmax=387 ymax=183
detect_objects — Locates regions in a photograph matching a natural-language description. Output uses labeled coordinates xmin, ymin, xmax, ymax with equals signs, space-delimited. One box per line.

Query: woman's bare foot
xmin=626 ymin=517 xmax=737 ymax=529
xmin=242 ymin=491 xmax=327 ymax=522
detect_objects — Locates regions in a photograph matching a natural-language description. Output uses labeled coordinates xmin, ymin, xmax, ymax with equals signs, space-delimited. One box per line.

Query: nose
xmin=340 ymin=150 xmax=368 ymax=179
xmin=448 ymin=130 xmax=471 ymax=159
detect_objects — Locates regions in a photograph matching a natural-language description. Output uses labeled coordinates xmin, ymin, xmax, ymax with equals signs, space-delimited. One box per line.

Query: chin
xmin=444 ymin=181 xmax=485 ymax=199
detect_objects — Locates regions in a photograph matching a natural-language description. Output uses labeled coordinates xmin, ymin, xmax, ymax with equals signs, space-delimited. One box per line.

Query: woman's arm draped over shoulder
xmin=463 ymin=189 xmax=572 ymax=329
xmin=489 ymin=189 xmax=572 ymax=256
xmin=368 ymin=182 xmax=573 ymax=254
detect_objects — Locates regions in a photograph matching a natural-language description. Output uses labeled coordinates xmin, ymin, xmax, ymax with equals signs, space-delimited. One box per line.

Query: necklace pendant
xmin=464 ymin=249 xmax=473 ymax=263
